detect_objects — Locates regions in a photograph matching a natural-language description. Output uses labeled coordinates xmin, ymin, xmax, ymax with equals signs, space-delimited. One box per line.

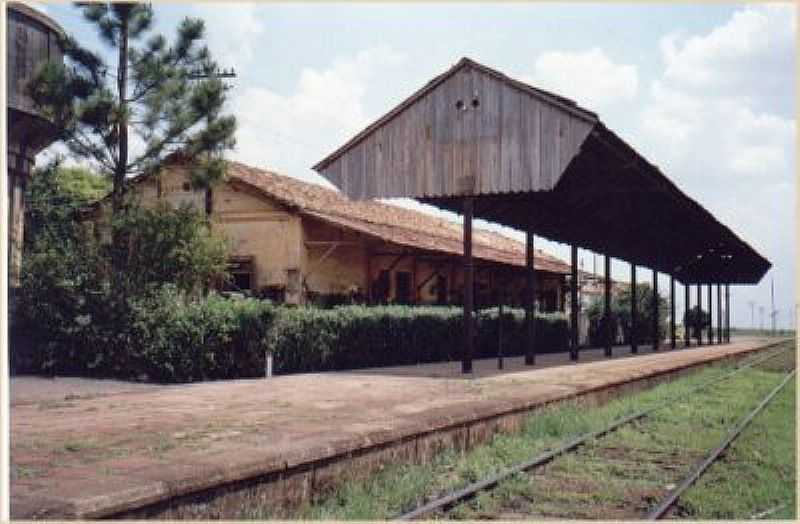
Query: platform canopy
xmin=314 ymin=57 xmax=770 ymax=285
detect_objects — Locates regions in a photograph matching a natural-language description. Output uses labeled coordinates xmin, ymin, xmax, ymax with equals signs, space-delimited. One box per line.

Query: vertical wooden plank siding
xmin=540 ymin=104 xmax=557 ymax=190
xmin=318 ymin=64 xmax=593 ymax=200
xmin=499 ymin=82 xmax=522 ymax=194
xmin=522 ymin=92 xmax=542 ymax=192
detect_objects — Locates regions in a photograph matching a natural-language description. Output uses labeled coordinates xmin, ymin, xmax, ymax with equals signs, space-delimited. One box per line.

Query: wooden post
xmin=604 ymin=255 xmax=612 ymax=357
xmin=707 ymin=284 xmax=713 ymax=345
xmin=462 ymin=197 xmax=474 ymax=374
xmin=570 ymin=245 xmax=579 ymax=361
xmin=670 ymin=275 xmax=676 ymax=349
xmin=696 ymin=284 xmax=703 ymax=346
xmin=525 ymin=230 xmax=536 ymax=365
xmin=652 ymin=270 xmax=659 ymax=350
xmin=684 ymin=283 xmax=691 ymax=348
xmin=717 ymin=284 xmax=722 ymax=344
xmin=631 ymin=263 xmax=638 ymax=354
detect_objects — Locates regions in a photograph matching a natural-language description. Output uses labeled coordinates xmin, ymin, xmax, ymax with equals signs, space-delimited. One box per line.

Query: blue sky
xmin=33 ymin=2 xmax=797 ymax=330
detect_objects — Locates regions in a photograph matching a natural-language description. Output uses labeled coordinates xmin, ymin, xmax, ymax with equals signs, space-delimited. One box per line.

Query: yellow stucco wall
xmin=109 ymin=166 xmax=566 ymax=308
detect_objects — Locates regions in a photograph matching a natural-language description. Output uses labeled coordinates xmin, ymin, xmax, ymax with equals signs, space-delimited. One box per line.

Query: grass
xmin=676 ymin=377 xmax=796 ymax=519
xmin=238 ymin=343 xmax=796 ymax=520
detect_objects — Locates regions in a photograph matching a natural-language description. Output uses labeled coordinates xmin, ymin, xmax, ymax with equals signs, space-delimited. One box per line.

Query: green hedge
xmin=15 ymin=293 xmax=569 ymax=382
xmin=13 ymin=286 xmax=276 ymax=383
xmin=127 ymin=289 xmax=276 ymax=382
xmin=267 ymin=305 xmax=569 ymax=374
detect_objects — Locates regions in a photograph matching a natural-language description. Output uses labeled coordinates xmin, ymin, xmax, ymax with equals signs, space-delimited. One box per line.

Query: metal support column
xmin=570 ymin=245 xmax=579 ymax=361
xmin=670 ymin=275 xmax=676 ymax=349
xmin=696 ymin=284 xmax=702 ymax=346
xmin=684 ymin=283 xmax=691 ymax=348
xmin=604 ymin=255 xmax=612 ymax=357
xmin=725 ymin=284 xmax=731 ymax=342
xmin=497 ymin=300 xmax=504 ymax=370
xmin=525 ymin=230 xmax=536 ymax=365
xmin=652 ymin=270 xmax=660 ymax=350
xmin=707 ymin=284 xmax=713 ymax=345
xmin=717 ymin=284 xmax=722 ymax=344
xmin=631 ymin=264 xmax=638 ymax=354
xmin=462 ymin=197 xmax=474 ymax=374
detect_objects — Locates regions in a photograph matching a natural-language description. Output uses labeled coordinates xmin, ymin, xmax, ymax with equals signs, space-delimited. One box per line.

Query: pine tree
xmin=28 ymin=3 xmax=236 ymax=283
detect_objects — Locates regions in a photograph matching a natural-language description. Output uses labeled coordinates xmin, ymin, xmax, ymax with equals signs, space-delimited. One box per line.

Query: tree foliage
xmin=109 ymin=202 xmax=229 ymax=296
xmin=586 ymin=283 xmax=668 ymax=345
xmin=684 ymin=305 xmax=710 ymax=339
xmin=15 ymin=160 xmax=231 ymax=373
xmin=27 ymin=2 xmax=236 ymax=212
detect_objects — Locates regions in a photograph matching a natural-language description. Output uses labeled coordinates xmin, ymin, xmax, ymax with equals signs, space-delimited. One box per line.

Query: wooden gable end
xmin=317 ymin=60 xmax=596 ymax=200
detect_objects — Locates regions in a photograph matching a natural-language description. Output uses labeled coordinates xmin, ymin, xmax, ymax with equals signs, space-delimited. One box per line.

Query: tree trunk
xmin=111 ymin=10 xmax=130 ymax=292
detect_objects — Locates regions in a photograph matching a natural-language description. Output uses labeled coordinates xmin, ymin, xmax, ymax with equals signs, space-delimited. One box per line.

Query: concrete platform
xmin=10 ymin=336 xmax=786 ymax=519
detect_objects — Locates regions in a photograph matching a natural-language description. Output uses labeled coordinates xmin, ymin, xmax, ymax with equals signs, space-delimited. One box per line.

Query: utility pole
xmin=758 ymin=305 xmax=765 ymax=333
xmin=748 ymin=300 xmax=755 ymax=329
xmin=187 ymin=66 xmax=236 ymax=215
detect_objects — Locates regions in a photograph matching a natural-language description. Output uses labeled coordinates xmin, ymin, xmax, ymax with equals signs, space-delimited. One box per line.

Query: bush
xmin=128 ymin=288 xmax=276 ymax=382
xmin=586 ymin=283 xmax=667 ymax=346
xmin=15 ymin=285 xmax=276 ymax=383
xmin=267 ymin=305 xmax=569 ymax=374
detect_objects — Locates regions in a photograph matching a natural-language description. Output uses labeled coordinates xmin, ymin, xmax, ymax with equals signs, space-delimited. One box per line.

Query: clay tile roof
xmin=225 ymin=161 xmax=571 ymax=274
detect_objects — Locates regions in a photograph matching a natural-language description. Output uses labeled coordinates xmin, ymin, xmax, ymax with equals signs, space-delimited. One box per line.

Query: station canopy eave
xmin=313 ymin=57 xmax=770 ymax=286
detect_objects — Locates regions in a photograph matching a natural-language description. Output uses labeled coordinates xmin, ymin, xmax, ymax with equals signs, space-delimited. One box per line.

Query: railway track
xmin=395 ymin=344 xmax=796 ymax=521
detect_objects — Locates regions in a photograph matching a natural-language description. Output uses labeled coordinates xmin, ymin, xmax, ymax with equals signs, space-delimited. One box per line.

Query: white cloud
xmin=522 ymin=47 xmax=639 ymax=111
xmin=635 ymin=3 xmax=796 ymax=328
xmin=229 ymin=45 xmax=407 ymax=184
xmin=641 ymin=81 xmax=794 ymax=181
xmin=193 ymin=3 xmax=266 ymax=73
xmin=659 ymin=3 xmax=795 ymax=115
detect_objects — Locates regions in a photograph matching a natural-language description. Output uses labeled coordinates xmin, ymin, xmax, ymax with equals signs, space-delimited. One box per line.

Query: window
xmin=435 ymin=274 xmax=448 ymax=305
xmin=373 ymin=269 xmax=391 ymax=304
xmin=285 ymin=268 xmax=301 ymax=304
xmin=223 ymin=257 xmax=254 ymax=293
xmin=395 ymin=271 xmax=412 ymax=304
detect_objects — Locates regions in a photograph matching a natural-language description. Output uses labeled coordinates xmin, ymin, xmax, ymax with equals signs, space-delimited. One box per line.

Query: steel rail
xmin=750 ymin=502 xmax=788 ymax=519
xmin=394 ymin=345 xmax=791 ymax=520
xmin=647 ymin=368 xmax=796 ymax=520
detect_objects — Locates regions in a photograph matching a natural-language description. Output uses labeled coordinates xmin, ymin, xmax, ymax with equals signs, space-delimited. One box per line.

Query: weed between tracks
xmin=675 ymin=375 xmax=796 ymax=519
xmin=239 ymin=342 xmax=797 ymax=520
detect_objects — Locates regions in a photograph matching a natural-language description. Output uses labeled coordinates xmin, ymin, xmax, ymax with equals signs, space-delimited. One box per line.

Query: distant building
xmin=86 ymin=157 xmax=574 ymax=309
